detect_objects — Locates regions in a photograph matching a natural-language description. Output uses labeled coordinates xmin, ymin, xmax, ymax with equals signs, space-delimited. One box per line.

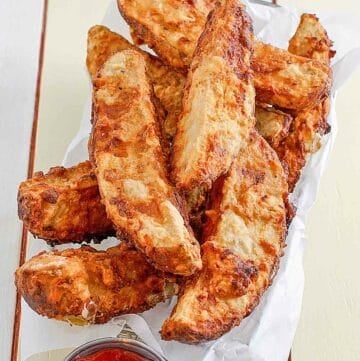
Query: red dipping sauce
xmin=75 ymin=348 xmax=148 ymax=361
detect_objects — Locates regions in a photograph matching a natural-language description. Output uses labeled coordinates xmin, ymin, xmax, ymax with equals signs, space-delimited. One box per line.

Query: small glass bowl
xmin=64 ymin=337 xmax=168 ymax=361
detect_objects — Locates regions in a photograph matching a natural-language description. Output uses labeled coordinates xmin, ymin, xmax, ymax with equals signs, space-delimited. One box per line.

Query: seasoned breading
xmin=15 ymin=243 xmax=178 ymax=324
xmin=172 ymin=0 xmax=255 ymax=191
xmin=90 ymin=50 xmax=201 ymax=275
xmin=187 ymin=105 xmax=295 ymax=228
xmin=161 ymin=130 xmax=288 ymax=343
xmin=117 ymin=0 xmax=331 ymax=110
xmin=117 ymin=0 xmax=207 ymax=70
xmin=252 ymin=41 xmax=331 ymax=110
xmin=276 ymin=14 xmax=333 ymax=191
xmin=87 ymin=25 xmax=185 ymax=140
xmin=288 ymin=14 xmax=335 ymax=63
xmin=255 ymin=105 xmax=292 ymax=149
xmin=18 ymin=161 xmax=114 ymax=244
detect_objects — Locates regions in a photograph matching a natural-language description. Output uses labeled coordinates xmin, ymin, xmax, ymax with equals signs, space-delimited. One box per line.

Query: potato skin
xmin=172 ymin=0 xmax=255 ymax=191
xmin=288 ymin=13 xmax=335 ymax=63
xmin=87 ymin=25 xmax=185 ymax=140
xmin=15 ymin=243 xmax=178 ymax=324
xmin=252 ymin=41 xmax=331 ymax=111
xmin=117 ymin=0 xmax=206 ymax=70
xmin=275 ymin=14 xmax=334 ymax=192
xmin=18 ymin=161 xmax=114 ymax=244
xmin=90 ymin=50 xmax=201 ymax=276
xmin=162 ymin=130 xmax=288 ymax=343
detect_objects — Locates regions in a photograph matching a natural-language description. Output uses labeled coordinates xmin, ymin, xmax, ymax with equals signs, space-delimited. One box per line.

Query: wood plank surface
xmin=0 ymin=1 xmax=45 ymax=360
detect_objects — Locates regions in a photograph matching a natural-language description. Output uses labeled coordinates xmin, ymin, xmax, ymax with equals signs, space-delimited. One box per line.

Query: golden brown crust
xmin=276 ymin=99 xmax=331 ymax=192
xmin=288 ymin=14 xmax=335 ymax=64
xmin=252 ymin=41 xmax=332 ymax=110
xmin=161 ymin=131 xmax=288 ymax=343
xmin=172 ymin=0 xmax=255 ymax=191
xmin=90 ymin=50 xmax=201 ymax=275
xmin=255 ymin=105 xmax=292 ymax=149
xmin=275 ymin=14 xmax=333 ymax=192
xmin=18 ymin=161 xmax=114 ymax=244
xmin=15 ymin=243 xmax=178 ymax=324
xmin=87 ymin=25 xmax=185 ymax=140
xmin=117 ymin=0 xmax=206 ymax=70
xmin=87 ymin=25 xmax=137 ymax=81
xmin=118 ymin=0 xmax=331 ymax=110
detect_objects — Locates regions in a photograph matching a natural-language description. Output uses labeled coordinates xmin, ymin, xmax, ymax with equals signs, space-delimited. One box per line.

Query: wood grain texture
xmin=11 ymin=2 xmax=48 ymax=361
xmin=0 ymin=0 xmax=45 ymax=360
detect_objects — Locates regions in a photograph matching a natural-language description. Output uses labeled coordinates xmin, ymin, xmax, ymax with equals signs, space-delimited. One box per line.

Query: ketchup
xmin=75 ymin=348 xmax=148 ymax=361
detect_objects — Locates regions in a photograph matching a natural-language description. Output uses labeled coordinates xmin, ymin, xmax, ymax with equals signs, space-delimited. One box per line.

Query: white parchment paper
xmin=21 ymin=1 xmax=360 ymax=360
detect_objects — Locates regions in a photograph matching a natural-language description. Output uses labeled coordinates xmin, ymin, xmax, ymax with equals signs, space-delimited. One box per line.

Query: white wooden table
xmin=0 ymin=1 xmax=45 ymax=360
xmin=1 ymin=1 xmax=359 ymax=360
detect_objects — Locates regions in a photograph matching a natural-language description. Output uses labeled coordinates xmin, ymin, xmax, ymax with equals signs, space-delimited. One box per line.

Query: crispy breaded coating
xmin=117 ymin=0 xmax=207 ymax=70
xmin=252 ymin=41 xmax=331 ymax=110
xmin=15 ymin=243 xmax=178 ymax=324
xmin=87 ymin=25 xmax=185 ymax=140
xmin=118 ymin=0 xmax=331 ymax=110
xmin=18 ymin=161 xmax=114 ymax=244
xmin=255 ymin=105 xmax=292 ymax=149
xmin=161 ymin=130 xmax=288 ymax=343
xmin=276 ymin=14 xmax=333 ymax=191
xmin=90 ymin=50 xmax=201 ymax=275
xmin=172 ymin=0 xmax=255 ymax=191
xmin=288 ymin=14 xmax=335 ymax=63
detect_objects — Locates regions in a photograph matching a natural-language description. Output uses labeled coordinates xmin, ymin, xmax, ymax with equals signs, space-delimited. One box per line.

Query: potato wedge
xmin=18 ymin=161 xmax=114 ymax=244
xmin=288 ymin=13 xmax=335 ymax=64
xmin=276 ymin=14 xmax=333 ymax=191
xmin=90 ymin=50 xmax=201 ymax=275
xmin=172 ymin=0 xmax=255 ymax=191
xmin=87 ymin=25 xmax=185 ymax=140
xmin=162 ymin=130 xmax=288 ymax=342
xmin=15 ymin=243 xmax=178 ymax=324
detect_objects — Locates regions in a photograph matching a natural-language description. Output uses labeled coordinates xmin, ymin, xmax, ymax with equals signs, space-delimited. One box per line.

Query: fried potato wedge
xmin=172 ymin=0 xmax=255 ymax=191
xmin=276 ymin=14 xmax=333 ymax=191
xmin=15 ymin=243 xmax=178 ymax=324
xmin=87 ymin=25 xmax=185 ymax=140
xmin=288 ymin=13 xmax=335 ymax=64
xmin=118 ymin=0 xmax=331 ymax=110
xmin=18 ymin=161 xmax=114 ymax=244
xmin=255 ymin=105 xmax=292 ymax=149
xmin=117 ymin=0 xmax=206 ymax=70
xmin=161 ymin=130 xmax=288 ymax=343
xmin=252 ymin=41 xmax=331 ymax=110
xmin=90 ymin=50 xmax=201 ymax=275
